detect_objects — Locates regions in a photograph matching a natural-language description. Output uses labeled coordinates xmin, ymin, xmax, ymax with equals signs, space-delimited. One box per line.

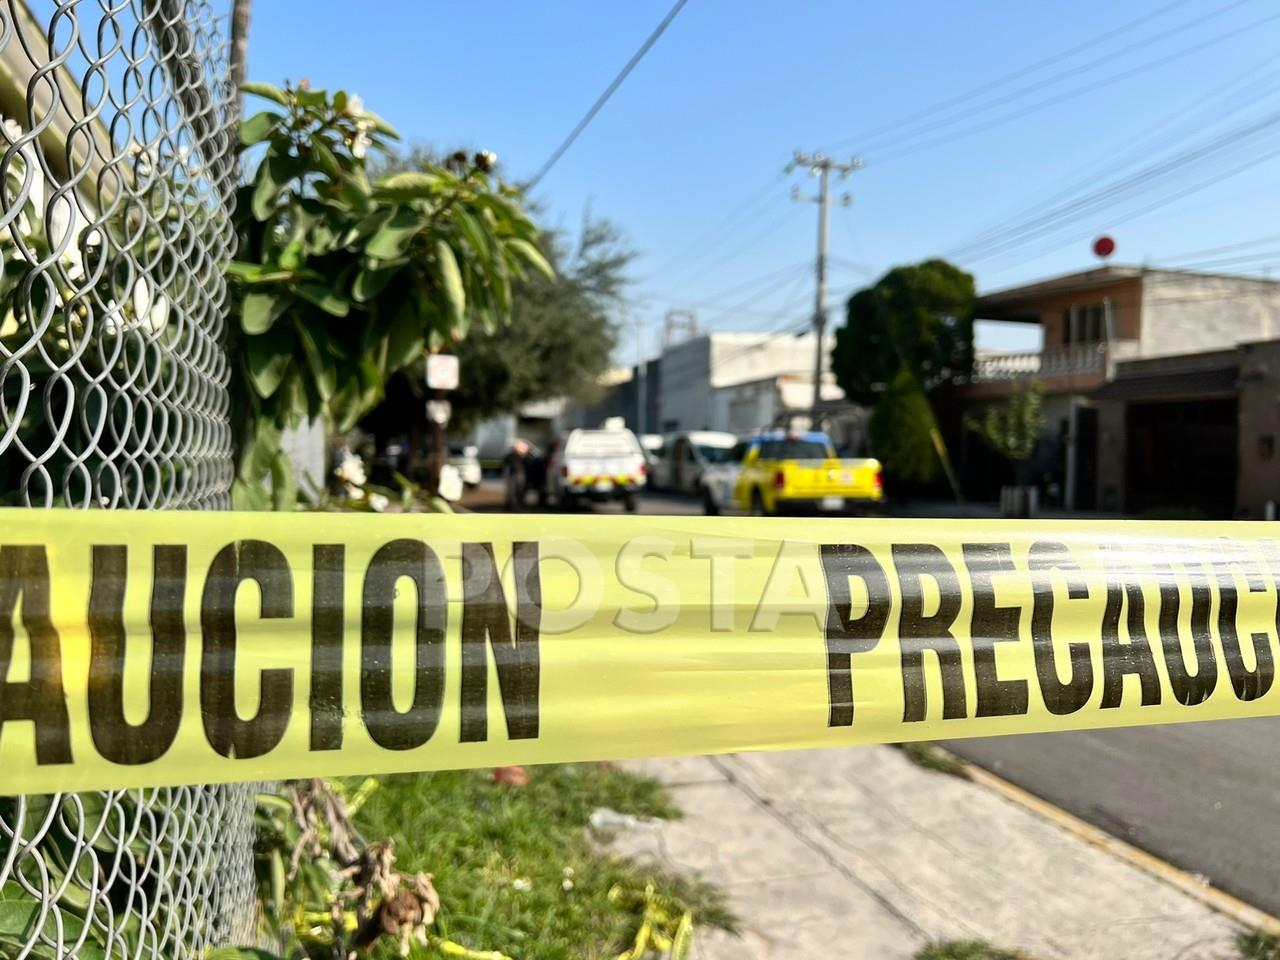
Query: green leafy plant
xmin=228 ymin=80 xmax=550 ymax=509
xmin=963 ymin=381 xmax=1045 ymax=482
xmin=915 ymin=941 xmax=1036 ymax=960
xmin=1239 ymin=930 xmax=1280 ymax=960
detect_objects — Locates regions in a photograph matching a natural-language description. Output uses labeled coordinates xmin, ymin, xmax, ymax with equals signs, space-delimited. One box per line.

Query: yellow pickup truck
xmin=701 ymin=431 xmax=882 ymax=516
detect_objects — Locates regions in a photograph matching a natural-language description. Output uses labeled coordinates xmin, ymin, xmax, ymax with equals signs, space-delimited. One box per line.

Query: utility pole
xmin=788 ymin=151 xmax=861 ymax=424
xmin=632 ymin=316 xmax=648 ymax=435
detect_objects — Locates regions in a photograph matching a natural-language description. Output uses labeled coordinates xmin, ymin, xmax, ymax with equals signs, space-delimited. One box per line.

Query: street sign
xmin=426 ymin=353 xmax=459 ymax=390
xmin=426 ymin=399 xmax=451 ymax=425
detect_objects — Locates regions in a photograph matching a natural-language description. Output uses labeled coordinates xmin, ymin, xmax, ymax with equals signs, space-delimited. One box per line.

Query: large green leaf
xmin=366 ymin=207 xmax=425 ymax=259
xmin=435 ymin=239 xmax=465 ymax=329
xmin=0 ymin=883 xmax=106 ymax=960
xmin=507 ymin=237 xmax=554 ymax=280
xmin=360 ymin=110 xmax=400 ymax=138
xmin=294 ymin=87 xmax=328 ymax=109
xmin=226 ymin=261 xmax=295 ymax=285
xmin=246 ymin=333 xmax=291 ymax=398
xmin=295 ymin=322 xmax=337 ymax=399
xmin=231 ymin=478 xmax=271 ymax=511
xmin=295 ymin=282 xmax=349 ymax=317
xmin=242 ymin=292 xmax=288 ymax=334
xmin=240 ymin=110 xmax=282 ymax=146
xmin=270 ymin=450 xmax=298 ymax=512
xmin=375 ymin=171 xmax=444 ymax=202
xmin=251 ymin=151 xmax=301 ymax=221
xmin=312 ymin=140 xmax=342 ymax=179
xmin=240 ymin=81 xmax=290 ymax=106
xmin=352 ymin=263 xmax=399 ymax=303
xmin=384 ymin=299 xmax=424 ymax=372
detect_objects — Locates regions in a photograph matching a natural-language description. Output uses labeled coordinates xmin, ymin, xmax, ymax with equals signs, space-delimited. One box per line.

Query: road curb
xmin=957 ymin=757 xmax=1280 ymax=936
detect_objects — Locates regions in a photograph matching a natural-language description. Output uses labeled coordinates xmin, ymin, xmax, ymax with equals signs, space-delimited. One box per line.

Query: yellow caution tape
xmin=2 ymin=510 xmax=1279 ymax=794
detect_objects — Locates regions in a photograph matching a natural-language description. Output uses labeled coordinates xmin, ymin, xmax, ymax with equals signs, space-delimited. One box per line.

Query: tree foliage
xmin=367 ymin=150 xmax=630 ymax=436
xmin=831 ymin=259 xmax=976 ymax=405
xmin=228 ymin=81 xmax=549 ymax=508
xmin=869 ymin=369 xmax=940 ymax=485
xmin=964 ymin=380 xmax=1045 ymax=477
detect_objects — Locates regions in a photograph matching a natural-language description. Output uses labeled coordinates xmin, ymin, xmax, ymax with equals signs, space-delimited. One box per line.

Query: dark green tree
xmin=831 ymin=259 xmax=975 ymax=404
xmin=868 ymin=369 xmax=940 ymax=485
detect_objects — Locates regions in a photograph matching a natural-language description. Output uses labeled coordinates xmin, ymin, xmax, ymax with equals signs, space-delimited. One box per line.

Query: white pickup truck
xmin=545 ymin=427 xmax=648 ymax=512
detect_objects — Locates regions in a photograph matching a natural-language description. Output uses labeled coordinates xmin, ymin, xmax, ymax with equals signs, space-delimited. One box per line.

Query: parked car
xmin=448 ymin=443 xmax=482 ymax=488
xmin=699 ymin=430 xmax=882 ymax=515
xmin=545 ymin=426 xmax=647 ymax=511
xmin=650 ymin=430 xmax=737 ymax=493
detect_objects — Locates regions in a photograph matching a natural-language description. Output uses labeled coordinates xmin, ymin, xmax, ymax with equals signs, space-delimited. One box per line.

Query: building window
xmin=1065 ymin=303 xmax=1108 ymax=345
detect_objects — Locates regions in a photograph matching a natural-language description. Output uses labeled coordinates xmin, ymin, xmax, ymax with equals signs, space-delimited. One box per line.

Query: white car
xmin=545 ymin=427 xmax=647 ymax=511
xmin=448 ymin=443 xmax=482 ymax=488
xmin=697 ymin=438 xmax=749 ymax=514
xmin=650 ymin=430 xmax=737 ymax=494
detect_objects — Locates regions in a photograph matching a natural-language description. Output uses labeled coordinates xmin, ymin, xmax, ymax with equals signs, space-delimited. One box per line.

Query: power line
xmin=526 ymin=0 xmax=690 ymax=189
xmin=955 ymin=51 xmax=1280 ymax=257
xmin=949 ymin=104 xmax=1280 ymax=265
xmin=821 ymin=0 xmax=1205 ymax=153
xmin=871 ymin=2 xmax=1279 ymax=164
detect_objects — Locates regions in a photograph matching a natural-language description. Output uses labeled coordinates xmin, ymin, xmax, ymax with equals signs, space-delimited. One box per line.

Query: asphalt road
xmin=945 ymin=721 xmax=1280 ymax=916
xmin=469 ymin=483 xmax=1280 ymax=915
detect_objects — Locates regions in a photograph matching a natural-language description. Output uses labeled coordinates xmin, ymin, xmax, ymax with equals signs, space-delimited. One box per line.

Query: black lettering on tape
xmin=819 ymin=544 xmax=890 ymax=727
xmin=962 ymin=543 xmax=1029 ymax=718
xmin=0 ymin=546 xmax=71 ymax=765
xmin=1028 ymin=541 xmax=1093 ymax=715
xmin=361 ymin=539 xmax=446 ymax=751
xmin=1100 ymin=544 xmax=1161 ymax=709
xmin=459 ymin=542 xmax=542 ymax=743
xmin=893 ymin=544 xmax=967 ymax=722
xmin=87 ymin=545 xmax=186 ymax=765
xmin=310 ymin=544 xmax=345 ymax=751
xmin=1150 ymin=547 xmax=1217 ymax=707
xmin=1215 ymin=539 xmax=1274 ymax=702
xmin=200 ymin=540 xmax=295 ymax=760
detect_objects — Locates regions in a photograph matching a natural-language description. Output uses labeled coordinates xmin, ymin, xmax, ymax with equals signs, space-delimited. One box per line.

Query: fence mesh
xmin=0 ymin=0 xmax=256 ymax=956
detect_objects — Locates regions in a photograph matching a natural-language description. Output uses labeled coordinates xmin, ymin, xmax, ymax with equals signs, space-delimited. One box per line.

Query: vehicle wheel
xmin=750 ymin=489 xmax=769 ymax=517
xmin=701 ymin=486 xmax=720 ymax=516
xmin=623 ymin=492 xmax=637 ymax=513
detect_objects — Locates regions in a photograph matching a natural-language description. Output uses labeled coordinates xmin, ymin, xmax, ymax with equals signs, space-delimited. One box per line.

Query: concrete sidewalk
xmin=614 ymin=747 xmax=1245 ymax=960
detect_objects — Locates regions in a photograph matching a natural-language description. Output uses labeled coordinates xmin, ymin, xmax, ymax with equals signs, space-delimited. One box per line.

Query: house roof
xmin=976 ymin=264 xmax=1280 ymax=323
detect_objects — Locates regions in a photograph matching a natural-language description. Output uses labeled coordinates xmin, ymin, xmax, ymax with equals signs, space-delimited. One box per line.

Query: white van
xmin=650 ymin=431 xmax=738 ymax=494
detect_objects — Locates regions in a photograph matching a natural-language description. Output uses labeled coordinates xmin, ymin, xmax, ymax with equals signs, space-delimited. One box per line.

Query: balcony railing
xmin=972 ymin=342 xmax=1110 ymax=383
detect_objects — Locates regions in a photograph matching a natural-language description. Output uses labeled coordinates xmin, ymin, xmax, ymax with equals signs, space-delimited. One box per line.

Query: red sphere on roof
xmin=1093 ymin=235 xmax=1116 ymax=259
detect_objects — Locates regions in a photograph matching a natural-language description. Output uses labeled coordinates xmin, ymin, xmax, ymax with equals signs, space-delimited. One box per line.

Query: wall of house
xmin=1237 ymin=339 xmax=1280 ymax=518
xmin=1034 ymin=278 xmax=1143 ymax=347
xmin=1141 ymin=274 xmax=1280 ymax=358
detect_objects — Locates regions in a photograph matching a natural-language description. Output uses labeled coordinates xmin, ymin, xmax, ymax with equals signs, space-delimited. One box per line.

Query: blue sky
xmin=247 ymin=0 xmax=1280 ymax=356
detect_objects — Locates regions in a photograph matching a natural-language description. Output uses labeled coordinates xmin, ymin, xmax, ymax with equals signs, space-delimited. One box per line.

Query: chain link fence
xmin=0 ymin=0 xmax=258 ymax=956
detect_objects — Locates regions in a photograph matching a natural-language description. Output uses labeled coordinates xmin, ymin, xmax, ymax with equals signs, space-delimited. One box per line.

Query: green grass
xmin=915 ymin=940 xmax=1036 ymax=960
xmin=895 ymin=742 xmax=970 ymax=779
xmin=1239 ymin=931 xmax=1280 ymax=959
xmin=353 ymin=763 xmax=735 ymax=960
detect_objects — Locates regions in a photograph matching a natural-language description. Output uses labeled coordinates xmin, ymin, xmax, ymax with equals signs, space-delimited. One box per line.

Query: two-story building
xmin=953 ymin=265 xmax=1280 ymax=517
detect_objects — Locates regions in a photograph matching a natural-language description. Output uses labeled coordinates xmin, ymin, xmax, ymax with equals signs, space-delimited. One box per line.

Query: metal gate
xmin=0 ymin=0 xmax=257 ymax=956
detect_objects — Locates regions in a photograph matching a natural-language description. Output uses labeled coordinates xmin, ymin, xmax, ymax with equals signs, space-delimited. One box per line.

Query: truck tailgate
xmin=781 ymin=459 xmax=881 ymax=499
